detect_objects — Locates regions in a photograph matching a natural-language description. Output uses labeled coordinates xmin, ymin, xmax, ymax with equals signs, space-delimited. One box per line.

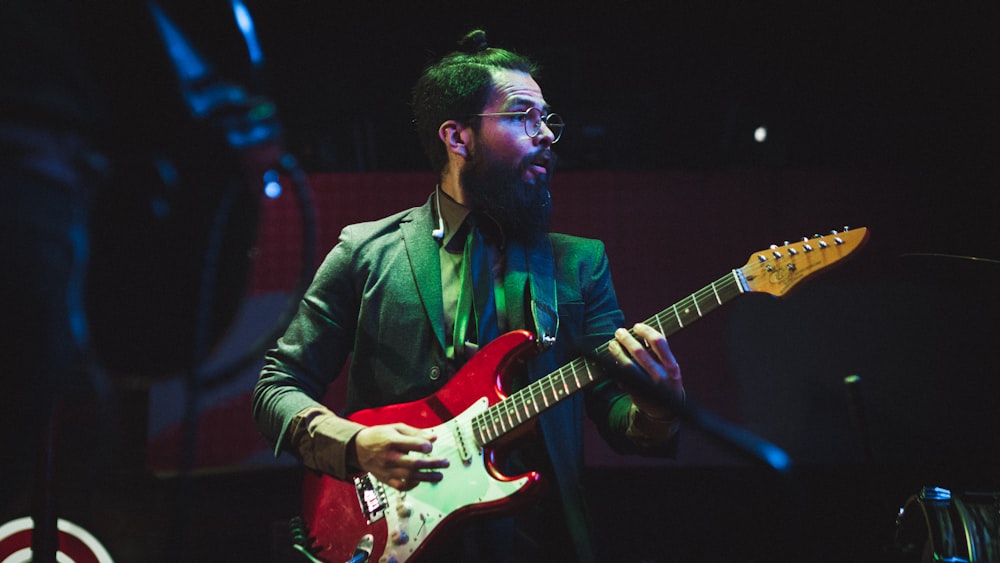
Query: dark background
xmin=5 ymin=2 xmax=999 ymax=562
xmin=235 ymin=1 xmax=995 ymax=176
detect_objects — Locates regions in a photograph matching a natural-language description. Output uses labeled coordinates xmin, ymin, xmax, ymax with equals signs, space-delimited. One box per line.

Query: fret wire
xmin=471 ymin=416 xmax=482 ymax=444
xmin=570 ymin=362 xmax=581 ymax=390
xmin=490 ymin=408 xmax=500 ymax=436
xmin=496 ymin=405 xmax=507 ymax=433
xmin=732 ymin=269 xmax=748 ymax=293
xmin=477 ymin=414 xmax=489 ymax=444
xmin=678 ymin=297 xmax=692 ymax=320
xmin=691 ymin=291 xmax=711 ymax=318
xmin=657 ymin=312 xmax=672 ymax=335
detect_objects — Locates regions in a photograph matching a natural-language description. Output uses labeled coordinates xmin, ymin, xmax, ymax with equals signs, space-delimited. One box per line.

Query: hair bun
xmin=458 ymin=29 xmax=489 ymax=53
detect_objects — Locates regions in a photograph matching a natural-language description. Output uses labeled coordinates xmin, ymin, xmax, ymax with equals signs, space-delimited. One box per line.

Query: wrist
xmin=345 ymin=429 xmax=363 ymax=473
xmin=627 ymin=403 xmax=681 ymax=446
xmin=638 ymin=408 xmax=678 ymax=423
xmin=637 ymin=386 xmax=686 ymax=422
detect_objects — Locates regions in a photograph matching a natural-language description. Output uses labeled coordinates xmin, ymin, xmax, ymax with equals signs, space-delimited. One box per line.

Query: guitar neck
xmin=472 ymin=269 xmax=748 ymax=446
xmin=638 ymin=268 xmax=748 ymax=338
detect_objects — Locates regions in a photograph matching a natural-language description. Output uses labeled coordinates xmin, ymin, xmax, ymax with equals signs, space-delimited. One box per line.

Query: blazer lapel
xmin=400 ymin=196 xmax=447 ymax=351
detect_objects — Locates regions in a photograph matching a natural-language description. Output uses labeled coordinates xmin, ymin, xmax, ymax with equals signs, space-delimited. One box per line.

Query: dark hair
xmin=411 ymin=29 xmax=540 ymax=173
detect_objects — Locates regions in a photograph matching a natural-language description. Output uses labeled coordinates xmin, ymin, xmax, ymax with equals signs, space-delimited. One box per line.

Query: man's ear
xmin=438 ymin=120 xmax=471 ymax=158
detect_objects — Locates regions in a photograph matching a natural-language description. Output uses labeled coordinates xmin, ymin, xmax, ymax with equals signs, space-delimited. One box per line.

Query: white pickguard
xmin=367 ymin=397 xmax=530 ymax=562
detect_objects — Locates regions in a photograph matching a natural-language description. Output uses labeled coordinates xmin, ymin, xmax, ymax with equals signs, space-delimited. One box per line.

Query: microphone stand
xmin=594 ymin=355 xmax=793 ymax=473
xmin=32 ymin=398 xmax=60 ymax=563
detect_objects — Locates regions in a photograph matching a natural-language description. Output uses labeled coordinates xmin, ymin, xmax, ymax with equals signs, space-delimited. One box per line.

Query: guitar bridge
xmin=353 ymin=473 xmax=388 ymax=525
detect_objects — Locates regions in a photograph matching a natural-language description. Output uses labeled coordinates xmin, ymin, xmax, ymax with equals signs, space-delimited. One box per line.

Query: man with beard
xmin=253 ymin=29 xmax=684 ymax=562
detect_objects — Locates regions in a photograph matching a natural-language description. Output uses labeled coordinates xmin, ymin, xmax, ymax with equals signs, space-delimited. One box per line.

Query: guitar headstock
xmin=740 ymin=227 xmax=869 ymax=297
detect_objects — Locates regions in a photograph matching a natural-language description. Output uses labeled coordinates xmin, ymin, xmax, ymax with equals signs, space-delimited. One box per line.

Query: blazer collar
xmin=401 ymin=193 xmax=447 ymax=350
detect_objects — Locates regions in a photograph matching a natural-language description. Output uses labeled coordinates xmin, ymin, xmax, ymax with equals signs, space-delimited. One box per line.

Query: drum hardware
xmin=894 ymin=485 xmax=1000 ymax=563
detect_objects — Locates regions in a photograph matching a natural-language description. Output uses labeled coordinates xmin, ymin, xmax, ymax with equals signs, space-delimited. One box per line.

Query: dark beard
xmin=460 ymin=147 xmax=555 ymax=246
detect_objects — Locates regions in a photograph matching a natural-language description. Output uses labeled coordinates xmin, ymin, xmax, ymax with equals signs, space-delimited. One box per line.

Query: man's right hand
xmin=350 ymin=423 xmax=450 ymax=491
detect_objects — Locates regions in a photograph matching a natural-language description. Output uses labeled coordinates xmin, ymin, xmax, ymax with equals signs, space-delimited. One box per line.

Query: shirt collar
xmin=437 ymin=188 xmax=471 ymax=249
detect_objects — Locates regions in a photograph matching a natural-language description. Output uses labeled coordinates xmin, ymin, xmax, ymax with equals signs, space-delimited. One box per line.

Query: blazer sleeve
xmin=252 ymin=228 xmax=361 ymax=456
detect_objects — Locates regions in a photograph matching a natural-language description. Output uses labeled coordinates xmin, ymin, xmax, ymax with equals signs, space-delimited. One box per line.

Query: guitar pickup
xmin=354 ymin=473 xmax=388 ymax=525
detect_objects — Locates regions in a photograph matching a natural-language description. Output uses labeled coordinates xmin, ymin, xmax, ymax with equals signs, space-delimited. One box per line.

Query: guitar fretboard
xmin=471 ymin=268 xmax=749 ymax=446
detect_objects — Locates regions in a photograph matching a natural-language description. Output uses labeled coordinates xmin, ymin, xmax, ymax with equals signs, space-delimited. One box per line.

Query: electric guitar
xmin=299 ymin=227 xmax=869 ymax=563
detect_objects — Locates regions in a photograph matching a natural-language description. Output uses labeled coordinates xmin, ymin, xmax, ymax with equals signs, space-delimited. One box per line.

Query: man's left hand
xmin=608 ymin=323 xmax=684 ymax=419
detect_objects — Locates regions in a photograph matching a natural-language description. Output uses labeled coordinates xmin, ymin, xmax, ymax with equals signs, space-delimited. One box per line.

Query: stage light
xmin=231 ymin=0 xmax=264 ymax=65
xmin=264 ymin=169 xmax=282 ymax=198
xmin=754 ymin=126 xmax=767 ymax=143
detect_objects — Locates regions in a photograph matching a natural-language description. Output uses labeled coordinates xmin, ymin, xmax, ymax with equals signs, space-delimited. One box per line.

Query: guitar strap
xmin=503 ymin=235 xmax=559 ymax=354
xmin=505 ymin=236 xmax=597 ymax=562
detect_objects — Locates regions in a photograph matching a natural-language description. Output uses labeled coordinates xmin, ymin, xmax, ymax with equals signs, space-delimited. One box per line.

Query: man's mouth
xmin=528 ymin=152 xmax=551 ymax=174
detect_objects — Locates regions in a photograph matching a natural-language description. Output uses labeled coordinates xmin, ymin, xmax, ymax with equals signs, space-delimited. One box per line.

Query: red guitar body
xmin=300 ymin=330 xmax=545 ymax=563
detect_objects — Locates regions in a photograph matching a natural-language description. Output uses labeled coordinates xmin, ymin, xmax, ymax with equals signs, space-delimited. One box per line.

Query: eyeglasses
xmin=472 ymin=107 xmax=564 ymax=143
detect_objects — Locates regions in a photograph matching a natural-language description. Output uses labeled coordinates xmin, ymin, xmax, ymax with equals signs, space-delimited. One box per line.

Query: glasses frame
xmin=471 ymin=107 xmax=564 ymax=143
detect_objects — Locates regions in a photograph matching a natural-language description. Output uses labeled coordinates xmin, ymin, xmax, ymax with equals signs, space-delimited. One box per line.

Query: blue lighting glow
xmin=263 ymin=169 xmax=282 ymax=198
xmin=231 ymin=0 xmax=264 ymax=65
xmin=264 ymin=181 xmax=282 ymax=199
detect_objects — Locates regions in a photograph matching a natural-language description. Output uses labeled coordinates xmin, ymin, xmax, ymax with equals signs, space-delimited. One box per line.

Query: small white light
xmin=754 ymin=126 xmax=767 ymax=143
xmin=264 ymin=181 xmax=282 ymax=199
xmin=263 ymin=169 xmax=282 ymax=198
